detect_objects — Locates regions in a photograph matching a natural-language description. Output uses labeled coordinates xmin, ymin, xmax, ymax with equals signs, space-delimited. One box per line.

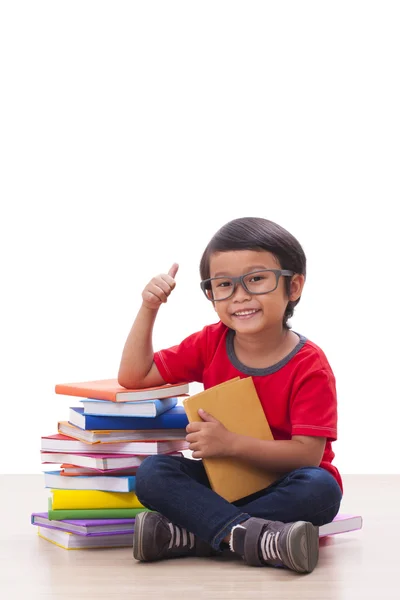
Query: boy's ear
xmin=289 ymin=274 xmax=305 ymax=301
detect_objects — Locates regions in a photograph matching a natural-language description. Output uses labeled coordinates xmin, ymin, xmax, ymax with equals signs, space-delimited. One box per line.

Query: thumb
xmin=168 ymin=263 xmax=179 ymax=278
xmin=198 ymin=408 xmax=219 ymax=423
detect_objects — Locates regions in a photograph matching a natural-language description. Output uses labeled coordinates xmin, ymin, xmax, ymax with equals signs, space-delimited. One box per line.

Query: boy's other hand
xmin=142 ymin=263 xmax=179 ymax=310
xmin=185 ymin=409 xmax=235 ymax=459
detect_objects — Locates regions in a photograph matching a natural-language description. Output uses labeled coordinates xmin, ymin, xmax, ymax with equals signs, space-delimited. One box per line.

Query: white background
xmin=0 ymin=1 xmax=399 ymax=474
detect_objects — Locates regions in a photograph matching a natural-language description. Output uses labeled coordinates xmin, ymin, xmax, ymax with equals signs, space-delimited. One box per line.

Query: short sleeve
xmin=290 ymin=368 xmax=337 ymax=441
xmin=153 ymin=328 xmax=208 ymax=384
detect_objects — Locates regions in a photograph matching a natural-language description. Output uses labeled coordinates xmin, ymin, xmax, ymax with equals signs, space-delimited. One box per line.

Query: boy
xmin=118 ymin=217 xmax=343 ymax=574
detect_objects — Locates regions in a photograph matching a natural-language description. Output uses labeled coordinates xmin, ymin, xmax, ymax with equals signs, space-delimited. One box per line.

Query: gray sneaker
xmin=231 ymin=517 xmax=319 ymax=573
xmin=133 ymin=511 xmax=215 ymax=562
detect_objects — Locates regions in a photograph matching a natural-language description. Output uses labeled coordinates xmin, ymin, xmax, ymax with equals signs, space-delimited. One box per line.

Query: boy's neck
xmin=233 ymin=327 xmax=299 ymax=369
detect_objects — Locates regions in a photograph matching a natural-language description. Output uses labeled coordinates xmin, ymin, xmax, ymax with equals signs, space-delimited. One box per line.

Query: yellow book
xmin=51 ymin=489 xmax=144 ymax=510
xmin=183 ymin=377 xmax=278 ymax=502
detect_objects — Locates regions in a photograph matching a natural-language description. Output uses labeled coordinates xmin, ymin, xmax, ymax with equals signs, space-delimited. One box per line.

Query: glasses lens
xmin=243 ymin=271 xmax=277 ymax=294
xmin=206 ymin=277 xmax=234 ymax=300
xmin=204 ymin=286 xmax=214 ymax=300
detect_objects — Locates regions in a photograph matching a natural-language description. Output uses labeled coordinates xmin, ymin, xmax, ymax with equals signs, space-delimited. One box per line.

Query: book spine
xmin=48 ymin=508 xmax=148 ymax=521
xmin=47 ymin=503 xmax=149 ymax=521
xmin=51 ymin=490 xmax=144 ymax=510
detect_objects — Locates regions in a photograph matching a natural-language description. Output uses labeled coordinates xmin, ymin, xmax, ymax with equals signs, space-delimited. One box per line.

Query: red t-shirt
xmin=154 ymin=321 xmax=342 ymax=491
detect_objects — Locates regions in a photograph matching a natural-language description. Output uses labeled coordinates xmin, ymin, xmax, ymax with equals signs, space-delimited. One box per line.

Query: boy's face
xmin=208 ymin=249 xmax=304 ymax=335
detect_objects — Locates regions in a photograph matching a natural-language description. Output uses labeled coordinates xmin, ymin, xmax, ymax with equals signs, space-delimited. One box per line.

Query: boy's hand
xmin=142 ymin=263 xmax=179 ymax=310
xmin=185 ymin=409 xmax=235 ymax=459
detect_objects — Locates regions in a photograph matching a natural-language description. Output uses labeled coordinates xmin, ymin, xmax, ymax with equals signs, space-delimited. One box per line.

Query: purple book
xmin=32 ymin=512 xmax=362 ymax=538
xmin=31 ymin=512 xmax=134 ymax=536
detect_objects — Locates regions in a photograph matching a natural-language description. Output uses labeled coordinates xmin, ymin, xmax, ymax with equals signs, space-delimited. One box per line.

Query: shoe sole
xmin=286 ymin=521 xmax=319 ymax=573
xmin=133 ymin=511 xmax=149 ymax=561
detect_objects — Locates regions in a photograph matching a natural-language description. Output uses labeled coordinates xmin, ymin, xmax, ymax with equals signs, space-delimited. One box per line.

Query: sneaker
xmin=230 ymin=517 xmax=319 ymax=573
xmin=133 ymin=511 xmax=215 ymax=562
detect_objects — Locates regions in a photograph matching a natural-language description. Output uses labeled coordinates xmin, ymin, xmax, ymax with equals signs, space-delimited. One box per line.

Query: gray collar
xmin=226 ymin=329 xmax=307 ymax=376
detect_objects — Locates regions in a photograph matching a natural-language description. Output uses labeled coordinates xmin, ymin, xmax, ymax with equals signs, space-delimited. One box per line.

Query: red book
xmin=41 ymin=452 xmax=149 ymax=470
xmin=55 ymin=379 xmax=189 ymax=403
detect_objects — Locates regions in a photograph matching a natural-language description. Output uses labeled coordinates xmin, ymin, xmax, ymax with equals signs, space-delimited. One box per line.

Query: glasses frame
xmin=200 ymin=269 xmax=294 ymax=302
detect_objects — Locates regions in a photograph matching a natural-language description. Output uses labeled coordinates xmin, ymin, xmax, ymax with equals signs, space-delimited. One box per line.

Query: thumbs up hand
xmin=142 ymin=263 xmax=179 ymax=310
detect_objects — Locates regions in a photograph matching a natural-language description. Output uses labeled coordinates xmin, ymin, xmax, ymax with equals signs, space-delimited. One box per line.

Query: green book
xmin=47 ymin=497 xmax=149 ymax=520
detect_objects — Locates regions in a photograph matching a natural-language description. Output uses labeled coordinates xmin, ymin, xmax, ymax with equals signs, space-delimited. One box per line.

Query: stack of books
xmin=32 ymin=376 xmax=363 ymax=548
xmin=32 ymin=379 xmax=190 ymax=550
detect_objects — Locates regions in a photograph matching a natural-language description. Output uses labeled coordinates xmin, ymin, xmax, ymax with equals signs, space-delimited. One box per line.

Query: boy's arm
xmin=231 ymin=364 xmax=336 ymax=471
xmin=118 ymin=304 xmax=166 ymax=389
xmin=228 ymin=435 xmax=326 ymax=471
xmin=118 ymin=264 xmax=179 ymax=389
xmin=187 ymin=411 xmax=325 ymax=469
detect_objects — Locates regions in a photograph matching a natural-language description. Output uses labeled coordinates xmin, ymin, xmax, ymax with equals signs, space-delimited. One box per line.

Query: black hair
xmin=199 ymin=217 xmax=307 ymax=329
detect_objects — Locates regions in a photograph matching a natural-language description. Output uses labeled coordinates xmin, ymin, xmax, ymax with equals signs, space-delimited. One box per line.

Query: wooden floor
xmin=0 ymin=474 xmax=398 ymax=599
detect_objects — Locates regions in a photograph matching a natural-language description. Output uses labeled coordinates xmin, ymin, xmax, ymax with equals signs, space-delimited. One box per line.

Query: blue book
xmin=80 ymin=395 xmax=178 ymax=418
xmin=70 ymin=404 xmax=189 ymax=430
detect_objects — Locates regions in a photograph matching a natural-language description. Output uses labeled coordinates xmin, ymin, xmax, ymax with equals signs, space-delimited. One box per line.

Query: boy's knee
xmin=310 ymin=467 xmax=342 ymax=497
xmin=290 ymin=467 xmax=343 ymax=503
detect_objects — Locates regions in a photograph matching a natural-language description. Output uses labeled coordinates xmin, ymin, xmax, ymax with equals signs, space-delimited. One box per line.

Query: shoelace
xmin=168 ymin=523 xmax=195 ymax=549
xmin=260 ymin=530 xmax=282 ymax=561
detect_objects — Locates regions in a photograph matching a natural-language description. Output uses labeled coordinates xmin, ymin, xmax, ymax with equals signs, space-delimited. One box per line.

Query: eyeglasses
xmin=200 ymin=269 xmax=294 ymax=301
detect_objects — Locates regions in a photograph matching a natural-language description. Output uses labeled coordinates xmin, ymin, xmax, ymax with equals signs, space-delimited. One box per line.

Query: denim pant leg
xmin=235 ymin=466 xmax=343 ymax=526
xmin=135 ymin=455 xmax=250 ymax=550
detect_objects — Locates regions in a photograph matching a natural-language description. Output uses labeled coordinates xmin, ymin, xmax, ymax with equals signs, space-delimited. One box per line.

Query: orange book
xmin=183 ymin=377 xmax=278 ymax=502
xmin=55 ymin=378 xmax=189 ymax=403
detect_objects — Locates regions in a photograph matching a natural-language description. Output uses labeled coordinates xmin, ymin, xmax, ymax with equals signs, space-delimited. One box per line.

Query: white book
xmin=80 ymin=396 xmax=177 ymax=417
xmin=58 ymin=421 xmax=186 ymax=444
xmin=43 ymin=470 xmax=135 ymax=492
xmin=41 ymin=436 xmax=189 ymax=455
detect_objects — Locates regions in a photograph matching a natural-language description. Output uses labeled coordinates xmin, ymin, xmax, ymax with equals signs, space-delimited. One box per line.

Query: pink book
xmin=319 ymin=514 xmax=362 ymax=537
xmin=41 ymin=450 xmax=184 ymax=470
xmin=41 ymin=452 xmax=149 ymax=470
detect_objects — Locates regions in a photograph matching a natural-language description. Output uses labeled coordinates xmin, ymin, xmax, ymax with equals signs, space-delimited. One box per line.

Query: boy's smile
xmin=208 ymin=249 xmax=304 ymax=342
xmin=231 ymin=308 xmax=261 ymax=320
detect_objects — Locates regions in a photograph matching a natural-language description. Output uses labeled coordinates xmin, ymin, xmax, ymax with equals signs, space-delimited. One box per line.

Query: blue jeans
xmin=135 ymin=455 xmax=343 ymax=551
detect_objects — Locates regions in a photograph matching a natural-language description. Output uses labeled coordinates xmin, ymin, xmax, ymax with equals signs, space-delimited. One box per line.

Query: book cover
xmin=183 ymin=377 xmax=278 ymax=502
xmin=31 ymin=512 xmax=135 ymax=535
xmin=44 ymin=470 xmax=136 ymax=492
xmin=47 ymin=497 xmax=148 ymax=520
xmin=51 ymin=489 xmax=144 ymax=510
xmin=80 ymin=396 xmax=179 ymax=418
xmin=70 ymin=405 xmax=188 ymax=429
xmin=41 ymin=433 xmax=189 ymax=455
xmin=55 ymin=378 xmax=189 ymax=403
xmin=37 ymin=527 xmax=133 ymax=549
xmin=57 ymin=421 xmax=186 ymax=444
